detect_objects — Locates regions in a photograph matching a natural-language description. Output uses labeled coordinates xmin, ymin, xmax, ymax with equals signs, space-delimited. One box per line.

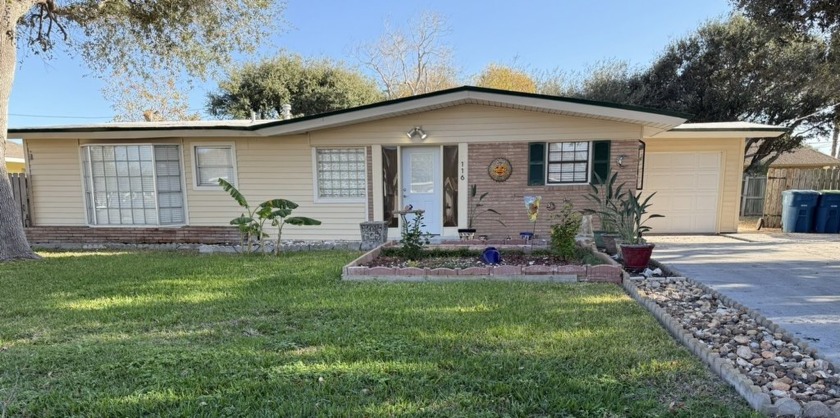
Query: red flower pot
xmin=621 ymin=243 xmax=655 ymax=271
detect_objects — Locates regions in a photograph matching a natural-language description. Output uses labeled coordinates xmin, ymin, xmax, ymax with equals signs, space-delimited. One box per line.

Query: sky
xmin=20 ymin=1 xmax=826 ymax=150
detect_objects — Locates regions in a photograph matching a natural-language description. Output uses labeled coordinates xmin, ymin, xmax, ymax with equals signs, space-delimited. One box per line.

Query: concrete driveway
xmin=648 ymin=233 xmax=840 ymax=367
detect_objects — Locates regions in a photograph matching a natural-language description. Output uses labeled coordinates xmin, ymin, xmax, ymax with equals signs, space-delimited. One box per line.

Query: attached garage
xmin=642 ymin=122 xmax=787 ymax=234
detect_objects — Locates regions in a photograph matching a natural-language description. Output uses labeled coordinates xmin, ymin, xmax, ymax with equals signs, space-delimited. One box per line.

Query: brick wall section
xmin=366 ymin=146 xmax=373 ymax=221
xmin=25 ymin=226 xmax=240 ymax=245
xmin=468 ymin=140 xmax=639 ymax=239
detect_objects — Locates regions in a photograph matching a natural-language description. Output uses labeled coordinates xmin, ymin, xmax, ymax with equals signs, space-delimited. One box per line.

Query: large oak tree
xmin=207 ymin=54 xmax=383 ymax=119
xmin=734 ymin=0 xmax=840 ymax=157
xmin=566 ymin=16 xmax=839 ymax=172
xmin=0 ymin=0 xmax=284 ymax=261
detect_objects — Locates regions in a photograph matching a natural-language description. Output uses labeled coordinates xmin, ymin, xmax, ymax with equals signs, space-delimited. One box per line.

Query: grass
xmin=0 ymin=251 xmax=758 ymax=417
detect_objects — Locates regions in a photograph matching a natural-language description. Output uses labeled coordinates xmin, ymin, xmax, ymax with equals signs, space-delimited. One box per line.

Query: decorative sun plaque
xmin=487 ymin=158 xmax=512 ymax=182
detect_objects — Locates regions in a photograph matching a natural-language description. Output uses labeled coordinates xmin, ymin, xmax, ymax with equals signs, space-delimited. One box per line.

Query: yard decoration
xmin=523 ymin=196 xmax=541 ymax=240
xmin=218 ymin=179 xmax=321 ymax=255
xmin=458 ymin=184 xmax=506 ymax=240
xmin=584 ymin=172 xmax=627 ymax=250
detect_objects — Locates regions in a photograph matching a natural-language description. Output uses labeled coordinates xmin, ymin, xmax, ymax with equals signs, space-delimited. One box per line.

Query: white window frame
xmin=545 ymin=141 xmax=593 ymax=186
xmin=78 ymin=143 xmax=189 ymax=227
xmin=311 ymin=147 xmax=367 ymax=204
xmin=191 ymin=142 xmax=238 ymax=190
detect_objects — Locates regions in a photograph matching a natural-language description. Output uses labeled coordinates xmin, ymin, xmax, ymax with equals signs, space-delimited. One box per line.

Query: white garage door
xmin=644 ymin=152 xmax=721 ymax=233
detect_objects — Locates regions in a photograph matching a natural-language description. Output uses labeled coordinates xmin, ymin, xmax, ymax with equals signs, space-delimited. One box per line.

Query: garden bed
xmin=342 ymin=243 xmax=622 ymax=283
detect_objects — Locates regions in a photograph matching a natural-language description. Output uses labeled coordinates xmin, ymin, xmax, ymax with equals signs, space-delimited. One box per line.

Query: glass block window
xmin=81 ymin=145 xmax=185 ymax=225
xmin=195 ymin=145 xmax=236 ymax=187
xmin=316 ymin=148 xmax=366 ymax=199
xmin=547 ymin=141 xmax=590 ymax=184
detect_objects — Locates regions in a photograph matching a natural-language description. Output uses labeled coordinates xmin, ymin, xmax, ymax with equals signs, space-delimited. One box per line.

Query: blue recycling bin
xmin=814 ymin=191 xmax=840 ymax=233
xmin=781 ymin=190 xmax=820 ymax=233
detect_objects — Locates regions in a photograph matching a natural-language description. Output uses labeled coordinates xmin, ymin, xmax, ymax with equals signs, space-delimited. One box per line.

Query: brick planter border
xmin=623 ymin=262 xmax=840 ymax=417
xmin=341 ymin=243 xmax=622 ymax=283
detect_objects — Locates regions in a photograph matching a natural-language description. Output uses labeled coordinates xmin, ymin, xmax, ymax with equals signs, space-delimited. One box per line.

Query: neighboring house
xmin=746 ymin=145 xmax=840 ymax=170
xmin=9 ymin=86 xmax=785 ymax=245
xmin=740 ymin=146 xmax=840 ymax=216
xmin=4 ymin=141 xmax=25 ymax=174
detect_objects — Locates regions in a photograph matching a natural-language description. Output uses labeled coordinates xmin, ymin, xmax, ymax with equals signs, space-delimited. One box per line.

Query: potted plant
xmin=458 ymin=184 xmax=506 ymax=240
xmin=611 ymin=191 xmax=664 ymax=271
xmin=584 ymin=172 xmax=627 ymax=251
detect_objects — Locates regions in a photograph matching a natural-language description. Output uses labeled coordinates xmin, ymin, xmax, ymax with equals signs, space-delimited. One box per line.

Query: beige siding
xmin=309 ymin=104 xmax=643 ymax=146
xmin=183 ymin=137 xmax=366 ymax=240
xmin=644 ymin=137 xmax=744 ymax=233
xmin=26 ymin=138 xmax=87 ymax=226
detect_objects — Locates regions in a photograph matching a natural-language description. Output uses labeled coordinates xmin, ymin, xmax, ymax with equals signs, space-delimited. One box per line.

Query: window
xmin=81 ymin=145 xmax=185 ymax=226
xmin=547 ymin=141 xmax=590 ymax=184
xmin=315 ymin=148 xmax=366 ymax=200
xmin=528 ymin=141 xmax=611 ymax=186
xmin=194 ymin=145 xmax=236 ymax=187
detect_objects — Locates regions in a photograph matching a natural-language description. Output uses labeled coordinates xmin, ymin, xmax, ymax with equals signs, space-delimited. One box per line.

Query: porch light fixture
xmin=617 ymin=154 xmax=627 ymax=167
xmin=406 ymin=126 xmax=428 ymax=140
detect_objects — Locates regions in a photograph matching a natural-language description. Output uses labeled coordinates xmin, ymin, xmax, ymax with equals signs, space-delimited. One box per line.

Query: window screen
xmin=82 ymin=145 xmax=185 ymax=225
xmin=547 ymin=141 xmax=590 ymax=184
xmin=195 ymin=146 xmax=235 ymax=187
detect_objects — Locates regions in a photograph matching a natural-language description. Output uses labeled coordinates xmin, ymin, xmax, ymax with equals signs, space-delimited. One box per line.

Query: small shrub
xmin=399 ymin=212 xmax=431 ymax=260
xmin=549 ymin=202 xmax=582 ymax=262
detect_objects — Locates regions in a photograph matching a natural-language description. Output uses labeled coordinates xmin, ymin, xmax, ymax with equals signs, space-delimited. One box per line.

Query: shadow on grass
xmin=0 ymin=251 xmax=759 ymax=417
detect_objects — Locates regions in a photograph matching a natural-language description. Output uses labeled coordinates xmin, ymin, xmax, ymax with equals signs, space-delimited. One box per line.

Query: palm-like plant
xmin=584 ymin=172 xmax=627 ymax=233
xmin=602 ymin=191 xmax=664 ymax=245
xmin=218 ymin=179 xmax=321 ymax=254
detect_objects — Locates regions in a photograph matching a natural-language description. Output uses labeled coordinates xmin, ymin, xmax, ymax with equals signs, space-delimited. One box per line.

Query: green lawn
xmin=0 ymin=251 xmax=756 ymax=417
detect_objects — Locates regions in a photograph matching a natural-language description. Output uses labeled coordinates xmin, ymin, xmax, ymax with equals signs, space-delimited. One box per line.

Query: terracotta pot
xmin=602 ymin=233 xmax=620 ymax=255
xmin=621 ymin=243 xmax=655 ymax=271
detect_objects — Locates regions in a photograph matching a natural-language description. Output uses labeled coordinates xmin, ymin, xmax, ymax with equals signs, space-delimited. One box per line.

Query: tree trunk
xmin=832 ymin=124 xmax=839 ymax=159
xmin=1 ymin=3 xmax=39 ymax=261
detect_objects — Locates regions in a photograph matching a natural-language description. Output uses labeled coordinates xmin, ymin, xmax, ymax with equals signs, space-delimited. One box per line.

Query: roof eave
xmin=647 ymin=129 xmax=788 ymax=139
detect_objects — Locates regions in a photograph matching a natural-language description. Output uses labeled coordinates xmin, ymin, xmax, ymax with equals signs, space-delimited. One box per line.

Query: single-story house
xmin=4 ymin=140 xmax=25 ymax=174
xmin=8 ymin=86 xmax=786 ymax=245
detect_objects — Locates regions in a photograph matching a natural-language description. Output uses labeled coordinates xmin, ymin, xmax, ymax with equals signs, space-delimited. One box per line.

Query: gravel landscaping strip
xmin=625 ymin=274 xmax=840 ymax=417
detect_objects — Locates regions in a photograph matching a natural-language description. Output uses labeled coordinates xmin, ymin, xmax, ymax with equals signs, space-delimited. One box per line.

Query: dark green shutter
xmin=528 ymin=142 xmax=545 ymax=186
xmin=591 ymin=141 xmax=611 ymax=185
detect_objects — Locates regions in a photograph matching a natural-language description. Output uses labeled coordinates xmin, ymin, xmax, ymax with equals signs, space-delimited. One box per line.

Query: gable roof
xmin=746 ymin=145 xmax=840 ymax=168
xmin=4 ymin=141 xmax=24 ymax=163
xmin=8 ymin=86 xmax=691 ymax=140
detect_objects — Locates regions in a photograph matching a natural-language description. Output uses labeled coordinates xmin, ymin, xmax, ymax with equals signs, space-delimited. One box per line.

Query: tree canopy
xmin=0 ymin=0 xmax=285 ymax=261
xmin=355 ymin=11 xmax=458 ymax=99
xmin=475 ymin=64 xmax=537 ymax=93
xmin=207 ymin=54 xmax=384 ymax=119
xmin=567 ymin=16 xmax=840 ymax=172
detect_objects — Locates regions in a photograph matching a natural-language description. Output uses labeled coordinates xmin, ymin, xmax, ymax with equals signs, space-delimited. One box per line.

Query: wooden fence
xmin=8 ymin=173 xmax=31 ymax=227
xmin=762 ymin=167 xmax=840 ymax=228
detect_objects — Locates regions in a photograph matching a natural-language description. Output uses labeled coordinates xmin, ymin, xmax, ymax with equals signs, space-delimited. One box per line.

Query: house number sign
xmin=488 ymin=158 xmax=512 ymax=182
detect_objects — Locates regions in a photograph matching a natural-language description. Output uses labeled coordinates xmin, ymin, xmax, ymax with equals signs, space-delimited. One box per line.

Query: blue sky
xmin=10 ymin=0 xmax=735 ymax=130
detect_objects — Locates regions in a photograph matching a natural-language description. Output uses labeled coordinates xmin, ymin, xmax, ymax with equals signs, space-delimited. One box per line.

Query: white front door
xmin=401 ymin=147 xmax=442 ymax=235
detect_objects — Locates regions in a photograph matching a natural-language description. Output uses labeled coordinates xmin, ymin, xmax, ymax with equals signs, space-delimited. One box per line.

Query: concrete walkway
xmin=648 ymin=233 xmax=840 ymax=367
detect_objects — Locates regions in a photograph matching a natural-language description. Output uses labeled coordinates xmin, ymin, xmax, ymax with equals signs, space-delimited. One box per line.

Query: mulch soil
xmin=363 ymin=251 xmax=581 ymax=269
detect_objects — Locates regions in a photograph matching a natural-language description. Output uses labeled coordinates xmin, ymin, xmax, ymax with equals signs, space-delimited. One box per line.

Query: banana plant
xmin=259 ymin=199 xmax=321 ymax=255
xmin=218 ymin=179 xmax=321 ymax=255
xmin=219 ymin=178 xmax=263 ymax=253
